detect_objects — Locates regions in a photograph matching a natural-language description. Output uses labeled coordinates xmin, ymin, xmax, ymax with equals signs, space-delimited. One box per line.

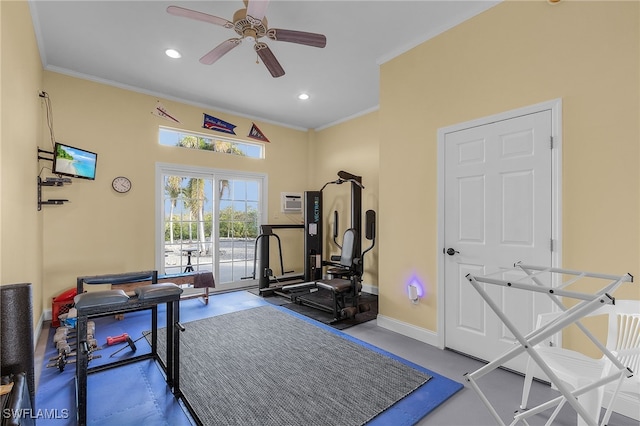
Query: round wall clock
xmin=112 ymin=176 xmax=132 ymax=193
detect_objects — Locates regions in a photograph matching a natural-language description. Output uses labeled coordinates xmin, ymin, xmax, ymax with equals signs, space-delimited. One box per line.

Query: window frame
xmin=159 ymin=126 xmax=265 ymax=159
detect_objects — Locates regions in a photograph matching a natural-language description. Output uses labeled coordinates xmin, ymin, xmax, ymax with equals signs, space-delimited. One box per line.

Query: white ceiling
xmin=29 ymin=0 xmax=498 ymax=130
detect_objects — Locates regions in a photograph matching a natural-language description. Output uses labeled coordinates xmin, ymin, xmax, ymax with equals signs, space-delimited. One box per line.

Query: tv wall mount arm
xmin=37 ymin=148 xmax=71 ymax=210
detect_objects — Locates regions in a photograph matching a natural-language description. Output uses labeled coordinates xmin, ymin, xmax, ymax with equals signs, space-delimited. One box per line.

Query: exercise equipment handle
xmin=333 ymin=211 xmax=342 ymax=249
xmin=361 ymin=210 xmax=376 ymax=258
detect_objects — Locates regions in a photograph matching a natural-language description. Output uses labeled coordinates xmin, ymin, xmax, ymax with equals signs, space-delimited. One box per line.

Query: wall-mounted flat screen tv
xmin=53 ymin=142 xmax=97 ymax=180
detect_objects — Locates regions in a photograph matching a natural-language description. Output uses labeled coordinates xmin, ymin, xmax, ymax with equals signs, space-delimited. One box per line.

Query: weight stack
xmin=1 ymin=283 xmax=35 ymax=406
xmin=304 ymin=191 xmax=323 ymax=281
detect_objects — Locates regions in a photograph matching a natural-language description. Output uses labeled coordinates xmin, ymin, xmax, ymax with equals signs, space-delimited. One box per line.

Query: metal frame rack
xmin=465 ymin=262 xmax=634 ymax=426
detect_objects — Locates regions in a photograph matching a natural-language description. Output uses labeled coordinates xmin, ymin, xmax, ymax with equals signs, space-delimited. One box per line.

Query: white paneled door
xmin=443 ymin=109 xmax=554 ymax=373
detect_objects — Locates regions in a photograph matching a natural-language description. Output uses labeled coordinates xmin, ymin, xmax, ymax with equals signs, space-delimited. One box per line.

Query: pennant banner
xmin=247 ymin=122 xmax=270 ymax=143
xmin=151 ymin=101 xmax=180 ymax=123
xmin=203 ymin=113 xmax=236 ymax=135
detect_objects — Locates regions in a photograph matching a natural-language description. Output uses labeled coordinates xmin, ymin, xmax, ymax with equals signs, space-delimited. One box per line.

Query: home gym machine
xmin=260 ymin=170 xmax=376 ymax=322
xmin=244 ymin=223 xmax=306 ymax=291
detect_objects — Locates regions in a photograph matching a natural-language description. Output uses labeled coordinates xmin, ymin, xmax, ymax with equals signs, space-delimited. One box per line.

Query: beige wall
xmin=3 ymin=0 xmax=639 ymax=358
xmin=377 ymin=0 xmax=639 ymax=347
xmin=311 ymin=111 xmax=380 ymax=288
xmin=1 ymin=0 xmax=45 ymax=329
xmin=40 ymin=72 xmax=311 ymax=302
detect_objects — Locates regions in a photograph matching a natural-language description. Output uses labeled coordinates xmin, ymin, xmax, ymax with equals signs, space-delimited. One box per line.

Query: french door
xmin=156 ymin=163 xmax=266 ymax=290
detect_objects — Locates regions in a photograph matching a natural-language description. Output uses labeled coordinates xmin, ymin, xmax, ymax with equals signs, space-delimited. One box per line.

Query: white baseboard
xmin=362 ymin=283 xmax=378 ymax=295
xmin=44 ymin=308 xmax=52 ymax=322
xmin=603 ymin=390 xmax=639 ymax=421
xmin=34 ymin=311 xmax=44 ymax=348
xmin=376 ymin=313 xmax=439 ymax=347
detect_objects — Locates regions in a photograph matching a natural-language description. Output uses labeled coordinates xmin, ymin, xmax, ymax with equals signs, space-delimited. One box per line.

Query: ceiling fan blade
xmin=266 ymin=29 xmax=326 ymax=48
xmin=255 ymin=42 xmax=284 ymax=78
xmin=200 ymin=39 xmax=242 ymax=65
xmin=246 ymin=0 xmax=270 ymax=23
xmin=167 ymin=5 xmax=232 ymax=28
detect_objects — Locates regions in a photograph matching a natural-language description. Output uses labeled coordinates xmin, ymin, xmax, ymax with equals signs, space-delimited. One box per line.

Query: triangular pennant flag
xmin=151 ymin=101 xmax=180 ymax=123
xmin=247 ymin=122 xmax=270 ymax=142
xmin=203 ymin=113 xmax=236 ymax=135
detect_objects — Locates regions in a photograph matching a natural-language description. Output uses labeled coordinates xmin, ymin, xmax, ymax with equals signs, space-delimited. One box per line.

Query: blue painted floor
xmin=37 ymin=291 xmax=269 ymax=425
xmin=35 ymin=290 xmax=462 ymax=425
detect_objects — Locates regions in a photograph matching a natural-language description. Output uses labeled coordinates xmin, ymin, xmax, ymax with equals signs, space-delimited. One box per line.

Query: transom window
xmin=159 ymin=127 xmax=264 ymax=159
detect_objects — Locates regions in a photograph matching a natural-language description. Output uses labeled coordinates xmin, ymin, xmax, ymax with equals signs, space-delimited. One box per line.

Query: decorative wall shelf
xmin=38 ymin=176 xmax=71 ymax=210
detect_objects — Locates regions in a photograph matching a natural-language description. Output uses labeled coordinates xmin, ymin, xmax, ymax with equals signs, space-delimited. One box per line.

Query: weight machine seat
xmin=304 ymin=228 xmax=363 ymax=322
xmin=327 ymin=229 xmax=357 ymax=279
xmin=316 ymin=278 xmax=360 ymax=294
xmin=326 ymin=266 xmax=352 ymax=279
xmin=311 ymin=276 xmax=363 ymax=322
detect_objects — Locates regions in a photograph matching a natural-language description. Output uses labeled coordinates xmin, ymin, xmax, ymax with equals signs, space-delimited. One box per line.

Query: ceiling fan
xmin=167 ymin=0 xmax=326 ymax=78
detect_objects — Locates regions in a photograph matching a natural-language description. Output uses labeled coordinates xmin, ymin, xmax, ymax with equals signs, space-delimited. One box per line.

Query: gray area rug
xmin=155 ymin=305 xmax=431 ymax=426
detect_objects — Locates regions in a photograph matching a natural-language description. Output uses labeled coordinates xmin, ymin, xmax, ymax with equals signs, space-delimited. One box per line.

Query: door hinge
xmin=550 ymin=136 xmax=554 ymax=149
xmin=550 ymin=238 xmax=555 ymax=252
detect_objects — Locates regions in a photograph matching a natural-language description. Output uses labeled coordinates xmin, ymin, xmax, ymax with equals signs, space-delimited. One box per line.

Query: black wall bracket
xmin=38 ymin=176 xmax=71 ymax=211
xmin=37 ymin=148 xmax=54 ymax=162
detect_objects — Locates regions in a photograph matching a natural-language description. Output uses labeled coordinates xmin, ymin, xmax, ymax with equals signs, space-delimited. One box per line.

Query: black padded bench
xmin=77 ymin=270 xmax=159 ymax=295
xmin=73 ymin=281 xmax=183 ymax=426
xmin=77 ymin=269 xmax=215 ymax=305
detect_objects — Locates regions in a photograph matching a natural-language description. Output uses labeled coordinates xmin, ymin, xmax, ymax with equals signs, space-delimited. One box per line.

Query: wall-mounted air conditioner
xmin=281 ymin=192 xmax=302 ymax=213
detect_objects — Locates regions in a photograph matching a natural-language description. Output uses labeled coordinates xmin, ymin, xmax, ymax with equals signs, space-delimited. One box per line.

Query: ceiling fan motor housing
xmin=233 ymin=8 xmax=268 ymax=41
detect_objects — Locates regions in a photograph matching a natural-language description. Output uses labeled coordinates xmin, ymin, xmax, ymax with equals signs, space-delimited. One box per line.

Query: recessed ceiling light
xmin=298 ymin=93 xmax=310 ymax=100
xmin=165 ymin=49 xmax=182 ymax=59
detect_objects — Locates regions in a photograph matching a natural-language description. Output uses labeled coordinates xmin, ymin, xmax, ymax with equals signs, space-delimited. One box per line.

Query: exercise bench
xmin=73 ymin=280 xmax=184 ymax=426
xmin=77 ymin=269 xmax=215 ymax=306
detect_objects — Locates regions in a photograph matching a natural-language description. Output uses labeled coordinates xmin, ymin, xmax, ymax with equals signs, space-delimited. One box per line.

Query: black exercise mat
xmin=248 ymin=289 xmax=378 ymax=330
xmin=283 ymin=291 xmax=378 ymax=330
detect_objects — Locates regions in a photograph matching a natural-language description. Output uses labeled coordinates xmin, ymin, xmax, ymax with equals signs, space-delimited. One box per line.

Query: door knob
xmin=446 ymin=248 xmax=459 ymax=256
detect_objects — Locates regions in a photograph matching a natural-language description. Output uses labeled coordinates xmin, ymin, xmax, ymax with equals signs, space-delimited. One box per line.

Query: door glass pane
xmin=218 ymin=178 xmax=260 ymax=283
xmin=160 ymin=168 xmax=263 ymax=288
xmin=163 ymin=175 xmax=214 ymax=276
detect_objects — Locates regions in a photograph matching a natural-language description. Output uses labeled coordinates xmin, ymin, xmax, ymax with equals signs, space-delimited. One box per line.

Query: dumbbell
xmin=54 ymin=331 xmax=94 ymax=345
xmin=55 ymin=337 xmax=97 ymax=356
xmin=57 ymin=321 xmax=95 ymax=334
xmin=106 ymin=333 xmax=130 ymax=346
xmin=56 ymin=339 xmax=72 ymax=354
xmin=53 ymin=323 xmax=95 ymax=343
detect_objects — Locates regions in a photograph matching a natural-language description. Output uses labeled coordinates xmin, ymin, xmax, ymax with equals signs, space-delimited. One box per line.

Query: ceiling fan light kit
xmin=167 ymin=0 xmax=326 ymax=78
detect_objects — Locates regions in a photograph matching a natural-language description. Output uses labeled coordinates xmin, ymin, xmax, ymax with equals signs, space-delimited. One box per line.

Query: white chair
xmin=520 ymin=299 xmax=640 ymax=426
